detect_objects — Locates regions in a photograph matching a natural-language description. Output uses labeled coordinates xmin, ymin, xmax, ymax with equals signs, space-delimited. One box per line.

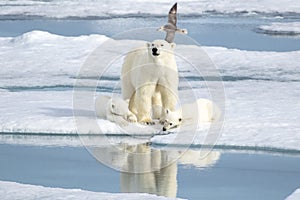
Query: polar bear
xmin=95 ymin=95 xmax=137 ymax=126
xmin=162 ymin=98 xmax=221 ymax=131
xmin=121 ymin=40 xmax=178 ymax=124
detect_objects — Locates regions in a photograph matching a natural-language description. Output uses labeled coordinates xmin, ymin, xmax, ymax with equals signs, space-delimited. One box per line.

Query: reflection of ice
xmin=177 ymin=150 xmax=220 ymax=168
xmin=92 ymin=143 xmax=220 ymax=198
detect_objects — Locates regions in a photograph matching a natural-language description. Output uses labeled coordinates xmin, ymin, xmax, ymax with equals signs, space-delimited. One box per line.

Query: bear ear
xmin=170 ymin=43 xmax=176 ymax=49
xmin=146 ymin=42 xmax=151 ymax=48
xmin=111 ymin=103 xmax=115 ymax=109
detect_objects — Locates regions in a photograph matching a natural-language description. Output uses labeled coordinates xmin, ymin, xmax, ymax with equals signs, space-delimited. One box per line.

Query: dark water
xmin=0 ymin=144 xmax=299 ymax=200
xmin=0 ymin=16 xmax=300 ymax=51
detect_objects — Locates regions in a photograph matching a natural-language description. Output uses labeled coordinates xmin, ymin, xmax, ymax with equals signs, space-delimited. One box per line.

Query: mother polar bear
xmin=121 ymin=39 xmax=179 ymax=124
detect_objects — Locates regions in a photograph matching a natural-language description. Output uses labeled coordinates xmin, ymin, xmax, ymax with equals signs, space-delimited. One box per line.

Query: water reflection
xmin=92 ymin=143 xmax=220 ymax=198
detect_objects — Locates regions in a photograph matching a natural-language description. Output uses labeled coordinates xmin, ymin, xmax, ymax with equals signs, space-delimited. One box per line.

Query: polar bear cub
xmin=162 ymin=98 xmax=221 ymax=131
xmin=121 ymin=39 xmax=179 ymax=124
xmin=95 ymin=95 xmax=137 ymax=126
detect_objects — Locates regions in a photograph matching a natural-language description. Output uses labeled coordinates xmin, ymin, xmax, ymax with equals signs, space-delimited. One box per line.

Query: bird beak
xmin=182 ymin=29 xmax=188 ymax=34
xmin=157 ymin=27 xmax=163 ymax=32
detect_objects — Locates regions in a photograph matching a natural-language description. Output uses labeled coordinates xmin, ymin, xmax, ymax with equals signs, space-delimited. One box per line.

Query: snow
xmin=0 ymin=0 xmax=300 ymax=19
xmin=258 ymin=22 xmax=300 ymax=35
xmin=285 ymin=189 xmax=300 ymax=200
xmin=0 ymin=31 xmax=108 ymax=88
xmin=0 ymin=181 xmax=182 ymax=200
xmin=0 ymin=31 xmax=300 ymax=152
xmin=152 ymin=81 xmax=300 ymax=151
xmin=1 ymin=31 xmax=299 ymax=88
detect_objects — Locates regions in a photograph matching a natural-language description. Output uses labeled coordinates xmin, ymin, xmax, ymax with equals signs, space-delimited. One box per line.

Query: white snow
xmin=258 ymin=22 xmax=300 ymax=35
xmin=0 ymin=31 xmax=108 ymax=88
xmin=152 ymin=81 xmax=300 ymax=151
xmin=285 ymin=189 xmax=300 ymax=200
xmin=0 ymin=0 xmax=300 ymax=19
xmin=0 ymin=31 xmax=300 ymax=152
xmin=0 ymin=181 xmax=182 ymax=200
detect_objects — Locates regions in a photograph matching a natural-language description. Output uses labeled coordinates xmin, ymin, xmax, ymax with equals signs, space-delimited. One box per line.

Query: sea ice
xmin=285 ymin=189 xmax=300 ymax=200
xmin=0 ymin=0 xmax=299 ymax=19
xmin=0 ymin=181 xmax=183 ymax=200
xmin=257 ymin=22 xmax=300 ymax=35
xmin=0 ymin=31 xmax=299 ymax=152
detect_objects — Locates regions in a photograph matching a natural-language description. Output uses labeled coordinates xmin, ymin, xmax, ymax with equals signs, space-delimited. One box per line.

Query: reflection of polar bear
xmin=92 ymin=143 xmax=221 ymax=198
xmin=162 ymin=98 xmax=221 ymax=131
xmin=121 ymin=40 xmax=178 ymax=124
xmin=95 ymin=95 xmax=137 ymax=126
xmin=120 ymin=144 xmax=177 ymax=198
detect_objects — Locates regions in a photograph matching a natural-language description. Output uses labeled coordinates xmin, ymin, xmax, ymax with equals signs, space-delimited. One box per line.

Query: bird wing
xmin=168 ymin=2 xmax=177 ymax=26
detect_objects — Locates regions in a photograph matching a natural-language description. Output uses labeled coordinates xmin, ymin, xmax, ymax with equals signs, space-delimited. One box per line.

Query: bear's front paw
xmin=146 ymin=121 xmax=155 ymax=125
xmin=139 ymin=117 xmax=155 ymax=125
xmin=127 ymin=114 xmax=137 ymax=123
xmin=159 ymin=118 xmax=165 ymax=125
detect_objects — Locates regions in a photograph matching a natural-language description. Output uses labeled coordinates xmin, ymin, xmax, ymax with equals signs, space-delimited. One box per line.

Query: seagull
xmin=157 ymin=2 xmax=188 ymax=43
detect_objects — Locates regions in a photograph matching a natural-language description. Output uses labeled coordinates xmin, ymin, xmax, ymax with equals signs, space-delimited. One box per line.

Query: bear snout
xmin=152 ymin=47 xmax=160 ymax=56
xmin=162 ymin=127 xmax=167 ymax=131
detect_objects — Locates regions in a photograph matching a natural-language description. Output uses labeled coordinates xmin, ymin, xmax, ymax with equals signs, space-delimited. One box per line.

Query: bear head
xmin=162 ymin=108 xmax=182 ymax=131
xmin=147 ymin=40 xmax=176 ymax=58
xmin=107 ymin=97 xmax=130 ymax=116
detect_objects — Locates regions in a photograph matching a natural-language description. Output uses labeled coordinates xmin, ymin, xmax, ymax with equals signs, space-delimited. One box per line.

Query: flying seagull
xmin=157 ymin=2 xmax=188 ymax=43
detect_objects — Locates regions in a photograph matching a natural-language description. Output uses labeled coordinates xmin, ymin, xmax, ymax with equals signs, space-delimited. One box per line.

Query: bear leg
xmin=151 ymin=91 xmax=162 ymax=119
xmin=158 ymin=85 xmax=178 ymax=112
xmin=136 ymin=84 xmax=156 ymax=124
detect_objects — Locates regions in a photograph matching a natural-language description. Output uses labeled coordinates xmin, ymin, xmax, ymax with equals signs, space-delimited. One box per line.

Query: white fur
xmin=95 ymin=95 xmax=137 ymax=126
xmin=121 ymin=40 xmax=179 ymax=123
xmin=162 ymin=98 xmax=221 ymax=130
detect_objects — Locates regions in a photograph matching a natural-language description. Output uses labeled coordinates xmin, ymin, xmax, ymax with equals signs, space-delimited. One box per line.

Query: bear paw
xmin=159 ymin=118 xmax=165 ymax=125
xmin=139 ymin=117 xmax=155 ymax=125
xmin=127 ymin=114 xmax=137 ymax=123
